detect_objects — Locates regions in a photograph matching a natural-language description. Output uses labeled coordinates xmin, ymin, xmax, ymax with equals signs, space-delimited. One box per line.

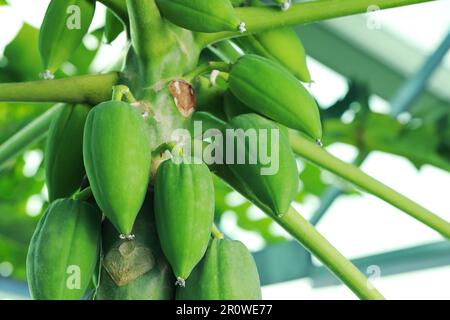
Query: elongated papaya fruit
xmin=39 ymin=0 xmax=95 ymax=74
xmin=156 ymin=0 xmax=245 ymax=33
xmin=154 ymin=158 xmax=215 ymax=286
xmin=223 ymin=89 xmax=252 ymax=121
xmin=225 ymin=113 xmax=299 ymax=216
xmin=229 ymin=54 xmax=322 ymax=141
xmin=235 ymin=27 xmax=311 ymax=83
xmin=176 ymin=238 xmax=262 ymax=300
xmin=45 ymin=104 xmax=89 ymax=201
xmin=95 ymin=195 xmax=175 ymax=300
xmin=83 ymin=101 xmax=152 ymax=236
xmin=27 ymin=199 xmax=102 ymax=300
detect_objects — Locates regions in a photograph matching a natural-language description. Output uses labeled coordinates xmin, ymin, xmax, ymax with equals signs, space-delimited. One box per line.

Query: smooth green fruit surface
xmin=83 ymin=101 xmax=152 ymax=235
xmin=26 ymin=199 xmax=101 ymax=300
xmin=39 ymin=0 xmax=95 ymax=73
xmin=226 ymin=113 xmax=299 ymax=216
xmin=95 ymin=196 xmax=175 ymax=300
xmin=229 ymin=54 xmax=322 ymax=140
xmin=156 ymin=0 xmax=242 ymax=33
xmin=154 ymin=159 xmax=215 ymax=285
xmin=176 ymin=238 xmax=262 ymax=300
xmin=236 ymin=27 xmax=311 ymax=82
xmin=45 ymin=104 xmax=89 ymax=201
xmin=223 ymin=89 xmax=252 ymax=121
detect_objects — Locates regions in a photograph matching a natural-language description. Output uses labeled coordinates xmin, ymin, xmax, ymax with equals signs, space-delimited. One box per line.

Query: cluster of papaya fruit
xmin=26 ymin=0 xmax=323 ymax=300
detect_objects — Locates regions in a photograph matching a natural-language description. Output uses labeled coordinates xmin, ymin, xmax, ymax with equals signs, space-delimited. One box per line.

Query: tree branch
xmin=196 ymin=0 xmax=436 ymax=46
xmin=288 ymin=131 xmax=450 ymax=239
xmin=0 ymin=73 xmax=119 ymax=106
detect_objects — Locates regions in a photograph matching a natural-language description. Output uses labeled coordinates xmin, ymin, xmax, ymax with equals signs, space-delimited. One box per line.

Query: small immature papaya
xmin=154 ymin=158 xmax=215 ymax=286
xmin=176 ymin=238 xmax=262 ymax=300
xmin=95 ymin=195 xmax=175 ymax=300
xmin=45 ymin=104 xmax=89 ymax=202
xmin=235 ymin=27 xmax=311 ymax=82
xmin=156 ymin=0 xmax=244 ymax=33
xmin=83 ymin=101 xmax=152 ymax=236
xmin=229 ymin=54 xmax=322 ymax=141
xmin=26 ymin=199 xmax=102 ymax=300
xmin=223 ymin=89 xmax=252 ymax=121
xmin=225 ymin=113 xmax=299 ymax=216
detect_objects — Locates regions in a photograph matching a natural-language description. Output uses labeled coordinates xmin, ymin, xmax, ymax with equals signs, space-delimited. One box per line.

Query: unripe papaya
xmin=223 ymin=89 xmax=252 ymax=121
xmin=235 ymin=27 xmax=311 ymax=82
xmin=83 ymin=101 xmax=152 ymax=236
xmin=176 ymin=238 xmax=262 ymax=300
xmin=156 ymin=0 xmax=245 ymax=33
xmin=39 ymin=0 xmax=95 ymax=74
xmin=45 ymin=104 xmax=89 ymax=202
xmin=95 ymin=195 xmax=175 ymax=300
xmin=154 ymin=159 xmax=215 ymax=286
xmin=229 ymin=54 xmax=322 ymax=141
xmin=26 ymin=199 xmax=102 ymax=300
xmin=225 ymin=113 xmax=299 ymax=216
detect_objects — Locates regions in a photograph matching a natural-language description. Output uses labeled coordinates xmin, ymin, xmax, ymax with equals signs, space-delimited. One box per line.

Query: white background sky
xmin=0 ymin=0 xmax=449 ymax=300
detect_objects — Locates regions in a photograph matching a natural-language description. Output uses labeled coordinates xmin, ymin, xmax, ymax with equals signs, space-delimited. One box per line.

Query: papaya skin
xmin=95 ymin=195 xmax=175 ymax=300
xmin=226 ymin=113 xmax=299 ymax=216
xmin=176 ymin=238 xmax=262 ymax=300
xmin=26 ymin=199 xmax=102 ymax=300
xmin=154 ymin=159 xmax=215 ymax=285
xmin=45 ymin=104 xmax=89 ymax=202
xmin=229 ymin=54 xmax=322 ymax=141
xmin=83 ymin=101 xmax=152 ymax=236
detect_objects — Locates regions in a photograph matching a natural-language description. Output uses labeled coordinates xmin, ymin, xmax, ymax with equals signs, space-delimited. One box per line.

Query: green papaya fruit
xmin=104 ymin=8 xmax=125 ymax=44
xmin=83 ymin=101 xmax=152 ymax=236
xmin=176 ymin=238 xmax=262 ymax=300
xmin=229 ymin=54 xmax=322 ymax=141
xmin=225 ymin=113 xmax=299 ymax=216
xmin=95 ymin=195 xmax=175 ymax=300
xmin=223 ymin=89 xmax=252 ymax=121
xmin=190 ymin=112 xmax=227 ymax=139
xmin=235 ymin=27 xmax=311 ymax=82
xmin=156 ymin=0 xmax=245 ymax=33
xmin=45 ymin=104 xmax=89 ymax=202
xmin=39 ymin=0 xmax=95 ymax=74
xmin=154 ymin=159 xmax=215 ymax=286
xmin=26 ymin=199 xmax=102 ymax=300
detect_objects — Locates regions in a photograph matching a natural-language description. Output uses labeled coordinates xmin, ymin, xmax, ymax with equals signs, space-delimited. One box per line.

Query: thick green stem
xmin=274 ymin=207 xmax=384 ymax=300
xmin=0 ymin=73 xmax=119 ymax=106
xmin=0 ymin=105 xmax=62 ymax=170
xmin=196 ymin=0 xmax=435 ymax=46
xmin=289 ymin=131 xmax=450 ymax=239
xmin=112 ymin=85 xmax=137 ymax=102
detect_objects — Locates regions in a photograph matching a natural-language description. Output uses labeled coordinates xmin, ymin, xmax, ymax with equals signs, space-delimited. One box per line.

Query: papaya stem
xmin=0 ymin=73 xmax=119 ymax=106
xmin=112 ymin=85 xmax=137 ymax=103
xmin=288 ymin=131 xmax=450 ymax=239
xmin=74 ymin=187 xmax=93 ymax=201
xmin=184 ymin=62 xmax=231 ymax=82
xmin=0 ymin=105 xmax=63 ymax=171
xmin=274 ymin=207 xmax=385 ymax=300
xmin=211 ymin=224 xmax=224 ymax=239
xmin=196 ymin=0 xmax=435 ymax=46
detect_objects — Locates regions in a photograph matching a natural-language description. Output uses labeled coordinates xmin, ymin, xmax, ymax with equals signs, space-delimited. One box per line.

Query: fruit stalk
xmin=289 ymin=131 xmax=450 ymax=239
xmin=197 ymin=0 xmax=435 ymax=46
xmin=274 ymin=207 xmax=385 ymax=300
